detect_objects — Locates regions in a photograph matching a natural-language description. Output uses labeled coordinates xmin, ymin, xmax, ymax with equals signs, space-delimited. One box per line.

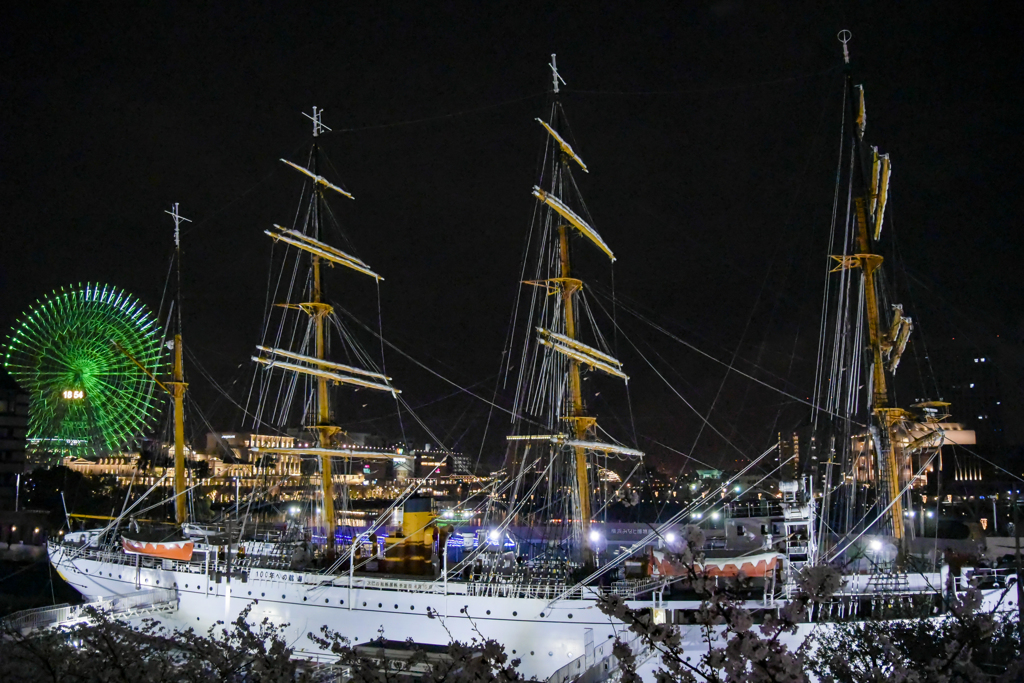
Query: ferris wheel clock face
xmin=3 ymin=283 xmax=167 ymax=460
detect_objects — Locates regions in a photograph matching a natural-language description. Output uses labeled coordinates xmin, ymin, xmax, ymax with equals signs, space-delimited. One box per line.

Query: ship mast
xmin=550 ymin=54 xmax=594 ymax=543
xmin=511 ymin=56 xmax=641 ymax=561
xmin=832 ymin=32 xmax=907 ymax=544
xmin=308 ymin=110 xmax=341 ymax=551
xmin=114 ymin=204 xmax=192 ymax=526
xmin=253 ymin=107 xmax=398 ymax=553
xmin=166 ymin=203 xmax=191 ymax=526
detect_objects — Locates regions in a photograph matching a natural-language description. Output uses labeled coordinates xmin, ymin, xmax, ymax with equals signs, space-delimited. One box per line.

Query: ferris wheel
xmin=3 ymin=283 xmax=167 ymax=459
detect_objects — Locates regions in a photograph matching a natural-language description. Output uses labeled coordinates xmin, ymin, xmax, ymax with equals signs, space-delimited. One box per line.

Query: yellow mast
xmin=169 ymin=334 xmax=188 ymax=525
xmin=850 ymin=197 xmax=904 ymax=541
xmin=166 ymin=202 xmax=191 ymax=527
xmin=260 ymin=108 xmax=390 ymax=553
xmin=311 ymin=248 xmax=339 ymax=550
xmin=834 ymin=44 xmax=906 ymax=542
xmin=558 ymin=226 xmax=594 ymax=542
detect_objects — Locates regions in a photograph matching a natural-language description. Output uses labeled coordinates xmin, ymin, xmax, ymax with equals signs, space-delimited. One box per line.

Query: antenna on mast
xmin=838 ymin=30 xmax=852 ymax=64
xmin=165 ymin=202 xmax=192 ymax=248
xmin=549 ymin=54 xmax=566 ymax=93
xmin=302 ymin=106 xmax=333 ymax=137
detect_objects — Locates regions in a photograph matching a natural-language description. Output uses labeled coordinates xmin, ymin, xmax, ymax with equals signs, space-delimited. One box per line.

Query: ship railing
xmin=608 ymin=577 xmax=662 ymax=598
xmin=464 ymin=580 xmax=589 ymax=600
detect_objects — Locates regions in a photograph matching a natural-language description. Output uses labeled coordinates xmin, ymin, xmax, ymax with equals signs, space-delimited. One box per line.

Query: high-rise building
xmin=922 ymin=341 xmax=1007 ymax=446
xmin=0 ymin=369 xmax=29 ymax=510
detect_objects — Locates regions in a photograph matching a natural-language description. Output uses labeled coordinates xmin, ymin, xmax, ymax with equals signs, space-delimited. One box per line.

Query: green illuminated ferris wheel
xmin=3 ymin=283 xmax=167 ymax=459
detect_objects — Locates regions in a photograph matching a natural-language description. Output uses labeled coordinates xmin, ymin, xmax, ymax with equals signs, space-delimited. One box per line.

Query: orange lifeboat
xmin=121 ymin=534 xmax=194 ymax=561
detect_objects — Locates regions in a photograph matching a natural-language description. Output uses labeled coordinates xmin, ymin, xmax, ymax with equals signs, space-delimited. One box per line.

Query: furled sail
xmin=251 ymin=355 xmax=399 ymax=395
xmin=536 ymin=327 xmax=627 ymax=380
xmin=536 ymin=118 xmax=588 ymax=172
xmin=506 ymin=433 xmax=643 ymax=457
xmin=532 ymin=187 xmax=615 ymax=261
xmin=265 ymin=225 xmax=383 ymax=281
xmin=280 ymin=158 xmax=354 ymax=199
xmin=256 ymin=346 xmax=390 ymax=381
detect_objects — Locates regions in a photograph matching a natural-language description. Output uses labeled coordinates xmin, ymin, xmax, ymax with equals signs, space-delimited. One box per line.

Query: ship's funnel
xmin=383 ymin=497 xmax=437 ymax=576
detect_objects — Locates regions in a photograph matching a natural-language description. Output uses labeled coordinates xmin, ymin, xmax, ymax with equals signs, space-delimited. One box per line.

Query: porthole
xmin=512 ymin=611 xmax=517 ymax=617
xmin=486 ymin=610 xmax=491 ymax=615
xmin=118 ymin=575 xmax=122 ymax=579
xmin=363 ymin=602 xmax=367 ymax=607
xmin=394 ymin=604 xmax=398 ymax=609
xmin=282 ymin=595 xmax=286 ymax=599
xmin=197 ymin=617 xmax=200 ymax=621
xmin=548 ymin=652 xmax=553 ymax=657
xmin=410 ymin=606 xmax=414 ymax=610
xmin=341 ymin=600 xmax=344 ymax=605
xmin=460 ymin=607 xmax=466 ymax=613
xmin=325 ymin=599 xmax=330 ymax=604
xmin=378 ymin=603 xmax=382 ymax=608
xmin=303 ymin=597 xmax=307 ymax=602
xmin=540 ymin=612 xmax=545 ymax=617
xmin=248 ymin=591 xmax=251 ymax=595
xmin=568 ymin=613 xmax=573 ymax=619
xmin=261 ymin=593 xmax=265 ymax=597
xmin=512 ymin=650 xmax=516 ymax=655
xmin=530 ymin=651 xmax=534 ymax=656
xmin=156 ymin=581 xmax=160 ymax=585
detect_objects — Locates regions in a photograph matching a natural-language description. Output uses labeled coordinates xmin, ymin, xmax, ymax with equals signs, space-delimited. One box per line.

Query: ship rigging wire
xmin=545 ymin=445 xmax=790 ymax=606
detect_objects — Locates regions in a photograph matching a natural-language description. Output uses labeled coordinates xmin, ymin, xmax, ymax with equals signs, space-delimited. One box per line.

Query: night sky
xmin=2 ymin=2 xmax=1020 ymax=473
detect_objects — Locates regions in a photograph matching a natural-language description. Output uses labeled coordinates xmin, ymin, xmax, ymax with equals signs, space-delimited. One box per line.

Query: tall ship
xmin=49 ymin=62 xmax=673 ymax=679
xmin=45 ymin=42 xmax=1007 ymax=679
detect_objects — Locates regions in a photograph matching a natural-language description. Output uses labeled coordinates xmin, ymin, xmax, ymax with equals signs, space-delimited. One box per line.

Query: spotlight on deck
xmin=487 ymin=529 xmax=500 ymax=542
xmin=589 ymin=530 xmax=601 ymax=543
xmin=869 ymin=539 xmax=883 ymax=552
xmin=711 ymin=511 xmax=721 ymax=521
xmin=665 ymin=532 xmax=676 ymax=543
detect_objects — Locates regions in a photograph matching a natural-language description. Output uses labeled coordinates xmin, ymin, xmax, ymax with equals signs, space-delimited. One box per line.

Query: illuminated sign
xmin=62 ymin=390 xmax=85 ymax=400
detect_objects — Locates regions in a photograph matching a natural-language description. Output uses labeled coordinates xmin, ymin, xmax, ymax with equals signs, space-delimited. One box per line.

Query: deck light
xmin=665 ymin=532 xmax=676 ymax=543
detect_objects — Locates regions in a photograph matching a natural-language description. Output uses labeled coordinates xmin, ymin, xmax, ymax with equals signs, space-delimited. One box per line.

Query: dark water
xmin=0 ymin=559 xmax=82 ymax=618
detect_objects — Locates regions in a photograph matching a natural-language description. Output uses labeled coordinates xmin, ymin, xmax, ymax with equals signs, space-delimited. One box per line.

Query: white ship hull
xmin=49 ymin=542 xmax=662 ymax=679
xmin=50 ymin=541 xmax=1015 ymax=680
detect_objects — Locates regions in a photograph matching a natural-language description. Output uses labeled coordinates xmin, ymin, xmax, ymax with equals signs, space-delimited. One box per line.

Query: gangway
xmin=2 ymin=588 xmax=178 ymax=636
